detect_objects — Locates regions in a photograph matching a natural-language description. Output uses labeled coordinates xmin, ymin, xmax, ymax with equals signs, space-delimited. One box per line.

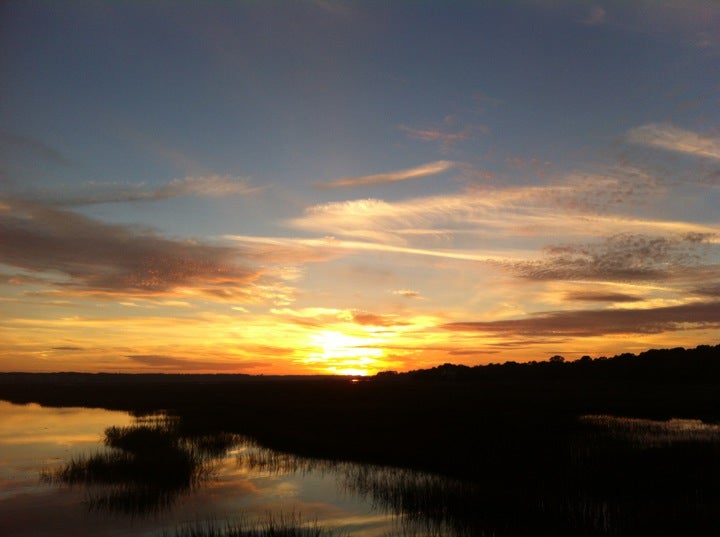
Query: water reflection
xmin=16 ymin=405 xmax=394 ymax=535
xmin=34 ymin=408 xmax=483 ymax=535
xmin=235 ymin=445 xmax=479 ymax=536
xmin=41 ymin=415 xmax=240 ymax=515
xmin=4 ymin=400 xmax=720 ymax=537
xmin=233 ymin=415 xmax=720 ymax=537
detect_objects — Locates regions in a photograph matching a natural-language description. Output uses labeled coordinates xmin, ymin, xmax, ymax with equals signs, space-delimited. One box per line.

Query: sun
xmin=306 ymin=330 xmax=387 ymax=376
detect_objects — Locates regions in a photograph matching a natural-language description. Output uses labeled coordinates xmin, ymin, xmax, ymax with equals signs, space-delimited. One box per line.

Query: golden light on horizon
xmin=305 ymin=330 xmax=389 ymax=376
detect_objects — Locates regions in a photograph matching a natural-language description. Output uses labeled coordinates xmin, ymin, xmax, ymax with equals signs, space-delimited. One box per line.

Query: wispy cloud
xmin=268 ymin=306 xmax=408 ymax=331
xmin=289 ymin=177 xmax=716 ymax=246
xmin=227 ymin=235 xmax=526 ymax=264
xmin=393 ymin=289 xmax=423 ymax=299
xmin=443 ymin=300 xmax=720 ymax=337
xmin=351 ymin=311 xmax=406 ymax=327
xmin=0 ymin=197 xmax=261 ymax=298
xmin=35 ymin=175 xmax=258 ymax=206
xmin=125 ymin=354 xmax=262 ymax=371
xmin=627 ymin=123 xmax=720 ymax=160
xmin=399 ymin=118 xmax=477 ymax=152
xmin=399 ymin=126 xmax=470 ymax=145
xmin=314 ymin=160 xmax=455 ymax=189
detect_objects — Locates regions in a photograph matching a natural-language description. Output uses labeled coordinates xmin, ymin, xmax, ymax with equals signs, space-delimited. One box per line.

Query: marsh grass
xmin=579 ymin=414 xmax=720 ymax=447
xmin=168 ymin=511 xmax=337 ymax=537
xmin=230 ymin=417 xmax=720 ymax=536
xmin=41 ymin=416 xmax=238 ymax=515
xmin=38 ymin=409 xmax=720 ymax=535
xmin=561 ymin=415 xmax=720 ymax=536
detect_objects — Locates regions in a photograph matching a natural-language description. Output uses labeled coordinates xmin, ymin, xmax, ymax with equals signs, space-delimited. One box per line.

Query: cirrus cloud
xmin=314 ymin=160 xmax=455 ymax=189
xmin=31 ymin=175 xmax=259 ymax=206
xmin=627 ymin=123 xmax=720 ymax=160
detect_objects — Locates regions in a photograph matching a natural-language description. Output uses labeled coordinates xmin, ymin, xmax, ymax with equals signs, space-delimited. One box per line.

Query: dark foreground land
xmin=2 ymin=343 xmax=720 ymax=536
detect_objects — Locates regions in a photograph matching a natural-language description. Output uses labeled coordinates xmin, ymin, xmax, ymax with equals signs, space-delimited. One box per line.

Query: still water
xmin=3 ymin=401 xmax=720 ymax=536
xmin=0 ymin=401 xmax=408 ymax=537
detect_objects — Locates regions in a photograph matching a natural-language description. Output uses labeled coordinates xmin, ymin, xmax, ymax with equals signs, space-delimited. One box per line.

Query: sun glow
xmin=306 ymin=330 xmax=388 ymax=376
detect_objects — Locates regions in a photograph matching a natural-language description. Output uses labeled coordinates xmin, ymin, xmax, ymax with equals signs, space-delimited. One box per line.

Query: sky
xmin=1 ymin=0 xmax=719 ymax=375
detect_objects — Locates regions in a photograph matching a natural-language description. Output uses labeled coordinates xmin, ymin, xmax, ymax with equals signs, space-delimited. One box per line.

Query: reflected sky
xmin=0 ymin=401 xmax=397 ymax=537
xmin=0 ymin=402 xmax=135 ymax=498
xmin=4 ymin=401 xmax=718 ymax=536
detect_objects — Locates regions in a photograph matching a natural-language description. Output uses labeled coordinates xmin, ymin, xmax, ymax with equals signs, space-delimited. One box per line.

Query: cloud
xmin=0 ymin=197 xmax=261 ymax=298
xmin=393 ymin=289 xmax=423 ymax=299
xmin=694 ymin=284 xmax=720 ymax=297
xmin=125 ymin=354 xmax=263 ymax=371
xmin=236 ymin=235 xmax=346 ymax=264
xmin=36 ymin=175 xmax=258 ymax=206
xmin=443 ymin=300 xmax=720 ymax=338
xmin=514 ymin=232 xmax=717 ymax=282
xmin=563 ymin=291 xmax=642 ymax=303
xmin=532 ymin=166 xmax=665 ymax=213
xmin=398 ymin=119 xmax=477 ymax=152
xmin=314 ymin=161 xmax=455 ymax=189
xmin=351 ymin=311 xmax=405 ymax=327
xmin=267 ymin=306 xmax=408 ymax=330
xmin=627 ymin=124 xmax=720 ymax=160
xmin=289 ymin=176 xmax=716 ymax=247
xmin=399 ymin=126 xmax=470 ymax=144
xmin=228 ymin=235 xmax=519 ymax=264
xmin=154 ymin=175 xmax=258 ymax=197
xmin=288 ymin=193 xmax=522 ymax=244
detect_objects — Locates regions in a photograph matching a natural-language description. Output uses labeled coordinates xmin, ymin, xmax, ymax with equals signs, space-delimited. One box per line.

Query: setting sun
xmin=306 ymin=330 xmax=387 ymax=376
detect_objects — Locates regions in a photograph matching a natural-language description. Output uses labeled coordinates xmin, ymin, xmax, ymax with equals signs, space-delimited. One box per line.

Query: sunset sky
xmin=1 ymin=1 xmax=719 ymax=375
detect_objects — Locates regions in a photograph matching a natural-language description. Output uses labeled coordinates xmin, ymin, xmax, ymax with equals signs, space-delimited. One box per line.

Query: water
xmin=0 ymin=401 xmax=400 ymax=536
xmin=3 ymin=401 xmax=720 ymax=536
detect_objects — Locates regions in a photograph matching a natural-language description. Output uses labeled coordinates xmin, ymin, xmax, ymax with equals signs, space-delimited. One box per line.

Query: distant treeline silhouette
xmin=377 ymin=343 xmax=720 ymax=382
